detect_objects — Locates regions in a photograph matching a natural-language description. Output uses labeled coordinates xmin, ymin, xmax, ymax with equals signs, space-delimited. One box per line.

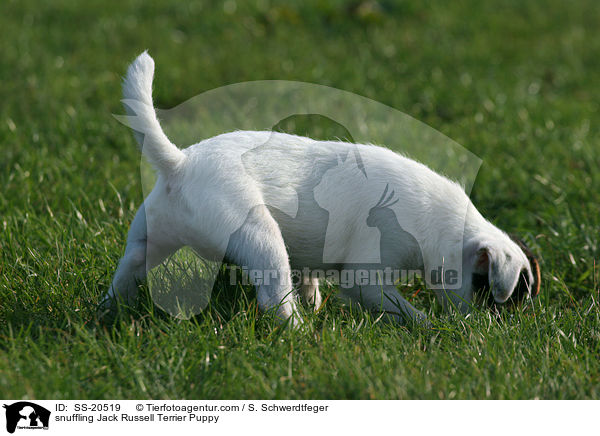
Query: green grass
xmin=1 ymin=0 xmax=600 ymax=399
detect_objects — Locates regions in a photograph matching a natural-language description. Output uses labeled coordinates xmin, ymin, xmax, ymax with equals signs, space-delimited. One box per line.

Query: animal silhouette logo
xmin=366 ymin=184 xmax=423 ymax=269
xmin=3 ymin=402 xmax=50 ymax=433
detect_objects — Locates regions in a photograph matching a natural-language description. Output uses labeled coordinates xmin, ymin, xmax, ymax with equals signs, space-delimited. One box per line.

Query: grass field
xmin=1 ymin=0 xmax=600 ymax=399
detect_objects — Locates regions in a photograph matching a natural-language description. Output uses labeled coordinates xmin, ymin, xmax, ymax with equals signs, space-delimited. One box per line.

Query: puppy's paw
xmin=96 ymin=298 xmax=119 ymax=326
xmin=274 ymin=310 xmax=304 ymax=330
xmin=288 ymin=312 xmax=305 ymax=330
xmin=96 ymin=292 xmax=129 ymax=325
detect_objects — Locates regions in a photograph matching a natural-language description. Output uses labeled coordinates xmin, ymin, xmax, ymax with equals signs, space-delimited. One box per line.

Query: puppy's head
xmin=468 ymin=235 xmax=541 ymax=307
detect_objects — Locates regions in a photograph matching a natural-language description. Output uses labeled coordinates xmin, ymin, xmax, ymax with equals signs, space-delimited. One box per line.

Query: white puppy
xmin=101 ymin=52 xmax=540 ymax=326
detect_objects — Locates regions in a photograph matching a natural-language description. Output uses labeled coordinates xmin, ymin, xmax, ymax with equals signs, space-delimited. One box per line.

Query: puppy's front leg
xmin=342 ymin=284 xmax=427 ymax=325
xmin=227 ymin=205 xmax=301 ymax=327
xmin=376 ymin=286 xmax=428 ymax=325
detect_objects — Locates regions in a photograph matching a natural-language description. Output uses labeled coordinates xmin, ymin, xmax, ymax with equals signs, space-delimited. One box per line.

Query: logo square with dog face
xmin=3 ymin=402 xmax=50 ymax=433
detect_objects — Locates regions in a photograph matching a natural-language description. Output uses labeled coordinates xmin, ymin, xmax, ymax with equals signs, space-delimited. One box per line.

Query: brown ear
xmin=509 ymin=235 xmax=541 ymax=298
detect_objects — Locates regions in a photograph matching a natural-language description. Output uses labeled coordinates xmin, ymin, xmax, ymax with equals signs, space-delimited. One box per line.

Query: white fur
xmin=101 ymin=52 xmax=536 ymax=326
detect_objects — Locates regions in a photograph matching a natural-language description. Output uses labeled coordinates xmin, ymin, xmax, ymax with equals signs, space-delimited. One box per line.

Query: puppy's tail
xmin=120 ymin=51 xmax=185 ymax=174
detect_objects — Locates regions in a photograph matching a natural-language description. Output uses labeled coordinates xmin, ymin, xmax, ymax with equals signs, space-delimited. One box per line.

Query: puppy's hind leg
xmin=226 ymin=205 xmax=301 ymax=327
xmin=100 ymin=204 xmax=179 ymax=312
